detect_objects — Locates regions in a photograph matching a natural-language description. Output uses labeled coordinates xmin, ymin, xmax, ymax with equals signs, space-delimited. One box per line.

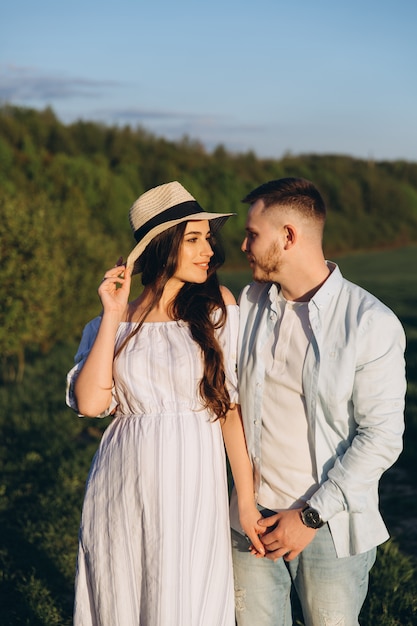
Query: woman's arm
xmin=218 ymin=285 xmax=264 ymax=554
xmin=74 ymin=263 xmax=131 ymax=417
xmin=221 ymin=405 xmax=265 ymax=557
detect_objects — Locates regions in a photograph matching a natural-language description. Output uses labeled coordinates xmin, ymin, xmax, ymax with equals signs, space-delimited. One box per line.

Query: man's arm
xmin=310 ymin=310 xmax=406 ymax=521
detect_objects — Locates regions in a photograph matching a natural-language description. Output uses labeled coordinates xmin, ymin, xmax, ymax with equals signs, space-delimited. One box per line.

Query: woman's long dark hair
xmin=115 ymin=221 xmax=231 ymax=420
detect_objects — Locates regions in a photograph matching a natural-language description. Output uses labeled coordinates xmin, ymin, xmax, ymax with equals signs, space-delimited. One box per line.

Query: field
xmin=1 ymin=246 xmax=416 ymax=625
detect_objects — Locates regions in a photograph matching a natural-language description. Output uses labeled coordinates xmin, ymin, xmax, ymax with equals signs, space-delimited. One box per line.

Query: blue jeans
xmin=232 ymin=524 xmax=376 ymax=626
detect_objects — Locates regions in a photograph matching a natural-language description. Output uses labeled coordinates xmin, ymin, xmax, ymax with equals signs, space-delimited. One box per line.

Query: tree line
xmin=1 ymin=103 xmax=417 ymax=377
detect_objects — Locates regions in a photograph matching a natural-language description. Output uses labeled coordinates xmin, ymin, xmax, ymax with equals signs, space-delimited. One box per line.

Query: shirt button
xmin=254 ymin=419 xmax=259 ymax=425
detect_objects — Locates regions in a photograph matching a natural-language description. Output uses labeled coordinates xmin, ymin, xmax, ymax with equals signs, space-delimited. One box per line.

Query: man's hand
xmin=258 ymin=508 xmax=317 ymax=561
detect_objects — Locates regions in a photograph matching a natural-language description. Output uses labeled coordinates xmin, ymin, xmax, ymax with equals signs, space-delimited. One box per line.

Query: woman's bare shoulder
xmin=219 ymin=285 xmax=237 ymax=306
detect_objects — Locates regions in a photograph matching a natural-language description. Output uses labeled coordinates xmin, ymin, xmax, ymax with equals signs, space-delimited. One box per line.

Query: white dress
xmin=66 ymin=305 xmax=239 ymax=626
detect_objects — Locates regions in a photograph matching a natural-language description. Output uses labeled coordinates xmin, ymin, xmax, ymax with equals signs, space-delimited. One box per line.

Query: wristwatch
xmin=300 ymin=505 xmax=324 ymax=529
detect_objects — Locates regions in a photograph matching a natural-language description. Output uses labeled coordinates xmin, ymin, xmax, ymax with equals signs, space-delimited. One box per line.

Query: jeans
xmin=232 ymin=524 xmax=376 ymax=626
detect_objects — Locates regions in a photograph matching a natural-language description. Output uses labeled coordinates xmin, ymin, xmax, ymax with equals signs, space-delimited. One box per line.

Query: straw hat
xmin=126 ymin=181 xmax=234 ymax=274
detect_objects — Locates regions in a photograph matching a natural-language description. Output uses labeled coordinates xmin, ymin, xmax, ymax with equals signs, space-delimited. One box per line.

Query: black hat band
xmin=133 ymin=200 xmax=204 ymax=243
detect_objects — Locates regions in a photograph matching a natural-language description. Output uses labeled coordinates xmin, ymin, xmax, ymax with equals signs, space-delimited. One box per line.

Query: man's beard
xmin=249 ymin=241 xmax=281 ymax=283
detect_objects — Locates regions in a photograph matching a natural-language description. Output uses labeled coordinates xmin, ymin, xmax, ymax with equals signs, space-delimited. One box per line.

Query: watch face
xmin=305 ymin=509 xmax=320 ymax=526
xmin=302 ymin=507 xmax=323 ymax=528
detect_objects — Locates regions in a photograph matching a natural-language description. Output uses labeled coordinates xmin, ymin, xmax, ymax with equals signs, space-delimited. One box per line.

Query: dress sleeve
xmin=66 ymin=316 xmax=117 ymax=418
xmin=214 ymin=304 xmax=239 ymax=404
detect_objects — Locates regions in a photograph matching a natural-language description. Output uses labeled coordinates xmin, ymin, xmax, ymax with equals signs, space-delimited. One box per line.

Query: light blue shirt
xmin=235 ymin=262 xmax=406 ymax=557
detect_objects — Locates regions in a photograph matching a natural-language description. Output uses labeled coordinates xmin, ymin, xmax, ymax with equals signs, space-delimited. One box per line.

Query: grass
xmin=0 ymin=245 xmax=416 ymax=625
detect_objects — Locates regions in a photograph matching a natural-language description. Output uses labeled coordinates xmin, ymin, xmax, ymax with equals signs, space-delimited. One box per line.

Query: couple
xmin=67 ymin=179 xmax=406 ymax=626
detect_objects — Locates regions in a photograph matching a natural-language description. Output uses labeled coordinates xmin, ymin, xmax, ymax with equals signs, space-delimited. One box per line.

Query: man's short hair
xmin=242 ymin=177 xmax=326 ymax=223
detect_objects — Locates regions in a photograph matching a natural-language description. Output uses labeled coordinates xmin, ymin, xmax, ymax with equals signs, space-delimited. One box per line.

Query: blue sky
xmin=1 ymin=0 xmax=416 ymax=161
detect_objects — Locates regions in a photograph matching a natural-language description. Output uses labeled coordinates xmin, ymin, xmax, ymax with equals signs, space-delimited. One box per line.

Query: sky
xmin=1 ymin=0 xmax=417 ymax=162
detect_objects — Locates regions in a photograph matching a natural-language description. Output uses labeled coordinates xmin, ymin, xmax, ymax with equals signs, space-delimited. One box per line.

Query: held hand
xmin=98 ymin=258 xmax=131 ymax=317
xmin=259 ymin=509 xmax=317 ymax=562
xmin=239 ymin=504 xmax=266 ymax=558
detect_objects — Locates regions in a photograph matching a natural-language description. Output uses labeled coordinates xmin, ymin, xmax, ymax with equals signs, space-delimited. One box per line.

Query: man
xmin=230 ymin=177 xmax=406 ymax=626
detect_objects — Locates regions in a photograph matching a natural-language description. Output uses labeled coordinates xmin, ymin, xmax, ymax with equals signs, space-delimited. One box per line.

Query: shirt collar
xmin=265 ymin=261 xmax=343 ymax=311
xmin=309 ymin=261 xmax=343 ymax=311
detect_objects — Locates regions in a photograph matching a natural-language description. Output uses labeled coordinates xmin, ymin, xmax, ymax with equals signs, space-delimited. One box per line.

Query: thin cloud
xmin=93 ymin=107 xmax=265 ymax=135
xmin=0 ymin=64 xmax=268 ymax=155
xmin=97 ymin=108 xmax=205 ymax=121
xmin=0 ymin=64 xmax=118 ymax=102
xmin=89 ymin=106 xmax=269 ymax=154
xmin=94 ymin=107 xmax=225 ymax=126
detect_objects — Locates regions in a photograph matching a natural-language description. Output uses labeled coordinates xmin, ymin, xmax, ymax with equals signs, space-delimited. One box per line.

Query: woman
xmin=66 ymin=181 xmax=264 ymax=626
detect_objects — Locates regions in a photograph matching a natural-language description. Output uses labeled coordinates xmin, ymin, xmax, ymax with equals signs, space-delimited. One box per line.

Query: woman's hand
xmin=74 ymin=258 xmax=131 ymax=416
xmin=98 ymin=257 xmax=131 ymax=318
xmin=239 ymin=503 xmax=266 ymax=558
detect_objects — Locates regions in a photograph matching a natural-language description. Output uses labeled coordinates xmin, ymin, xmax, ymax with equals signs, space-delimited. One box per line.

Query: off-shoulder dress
xmin=66 ymin=305 xmax=239 ymax=626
